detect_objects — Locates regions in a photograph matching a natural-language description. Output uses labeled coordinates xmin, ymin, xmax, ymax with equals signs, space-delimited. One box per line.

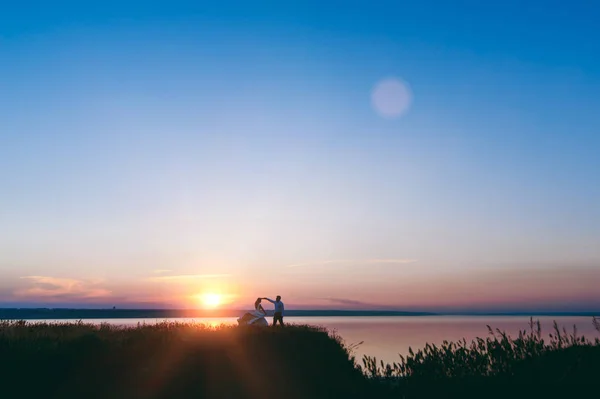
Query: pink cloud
xmin=284 ymin=258 xmax=418 ymax=268
xmin=15 ymin=276 xmax=111 ymax=300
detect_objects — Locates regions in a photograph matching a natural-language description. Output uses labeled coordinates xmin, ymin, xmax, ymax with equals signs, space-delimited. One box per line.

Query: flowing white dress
xmin=237 ymin=306 xmax=268 ymax=326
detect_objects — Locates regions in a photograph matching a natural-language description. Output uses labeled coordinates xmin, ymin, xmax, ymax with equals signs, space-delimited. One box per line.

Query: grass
xmin=0 ymin=320 xmax=368 ymax=399
xmin=361 ymin=316 xmax=600 ymax=398
xmin=0 ymin=317 xmax=599 ymax=399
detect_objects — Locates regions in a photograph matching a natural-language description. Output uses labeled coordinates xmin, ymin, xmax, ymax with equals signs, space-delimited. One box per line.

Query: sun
xmin=200 ymin=293 xmax=222 ymax=309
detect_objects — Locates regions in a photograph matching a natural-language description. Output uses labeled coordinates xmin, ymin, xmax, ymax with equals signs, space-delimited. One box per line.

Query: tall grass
xmin=0 ymin=321 xmax=367 ymax=399
xmin=0 ymin=317 xmax=598 ymax=398
xmin=361 ymin=316 xmax=600 ymax=380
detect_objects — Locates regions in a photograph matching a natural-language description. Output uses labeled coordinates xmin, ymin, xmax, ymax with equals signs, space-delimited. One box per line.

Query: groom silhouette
xmin=262 ymin=296 xmax=284 ymax=326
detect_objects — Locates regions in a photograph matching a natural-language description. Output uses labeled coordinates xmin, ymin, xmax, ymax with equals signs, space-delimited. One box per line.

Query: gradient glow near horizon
xmin=1 ymin=1 xmax=599 ymax=312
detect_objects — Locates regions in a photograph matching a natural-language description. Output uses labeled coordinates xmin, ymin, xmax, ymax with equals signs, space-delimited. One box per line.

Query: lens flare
xmin=371 ymin=77 xmax=412 ymax=118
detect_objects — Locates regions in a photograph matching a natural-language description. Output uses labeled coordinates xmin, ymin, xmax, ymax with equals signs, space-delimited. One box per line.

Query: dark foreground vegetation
xmin=0 ymin=318 xmax=598 ymax=399
xmin=363 ymin=317 xmax=600 ymax=398
xmin=0 ymin=321 xmax=367 ymax=399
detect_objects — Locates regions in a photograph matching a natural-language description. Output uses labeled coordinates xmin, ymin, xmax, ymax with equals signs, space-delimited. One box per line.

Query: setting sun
xmin=200 ymin=293 xmax=222 ymax=309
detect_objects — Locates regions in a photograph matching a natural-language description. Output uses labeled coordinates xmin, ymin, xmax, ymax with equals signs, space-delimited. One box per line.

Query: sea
xmin=22 ymin=315 xmax=599 ymax=364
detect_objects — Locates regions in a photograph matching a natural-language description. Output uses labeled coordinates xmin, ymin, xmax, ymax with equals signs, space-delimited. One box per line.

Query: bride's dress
xmin=237 ymin=308 xmax=268 ymax=326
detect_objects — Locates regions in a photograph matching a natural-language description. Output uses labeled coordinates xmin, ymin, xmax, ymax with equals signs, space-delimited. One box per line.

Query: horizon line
xmin=0 ymin=307 xmax=598 ymax=316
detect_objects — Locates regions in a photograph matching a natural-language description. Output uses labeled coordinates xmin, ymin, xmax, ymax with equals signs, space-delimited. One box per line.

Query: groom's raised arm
xmin=263 ymin=298 xmax=275 ymax=303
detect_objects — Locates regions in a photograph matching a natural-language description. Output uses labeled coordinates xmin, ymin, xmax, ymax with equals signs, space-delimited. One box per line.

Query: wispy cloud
xmin=285 ymin=259 xmax=418 ymax=268
xmin=147 ymin=274 xmax=232 ymax=282
xmin=16 ymin=276 xmax=111 ymax=299
xmin=152 ymin=269 xmax=172 ymax=274
xmin=319 ymin=297 xmax=397 ymax=310
xmin=322 ymin=297 xmax=377 ymax=307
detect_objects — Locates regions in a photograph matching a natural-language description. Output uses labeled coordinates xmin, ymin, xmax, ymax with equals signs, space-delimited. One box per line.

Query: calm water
xmin=31 ymin=316 xmax=598 ymax=364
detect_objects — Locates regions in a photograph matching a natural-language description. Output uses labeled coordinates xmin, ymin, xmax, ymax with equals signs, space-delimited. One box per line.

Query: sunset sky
xmin=1 ymin=1 xmax=599 ymax=312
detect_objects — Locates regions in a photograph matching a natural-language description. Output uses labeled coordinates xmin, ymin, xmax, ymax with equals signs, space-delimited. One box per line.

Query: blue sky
xmin=1 ymin=1 xmax=599 ymax=310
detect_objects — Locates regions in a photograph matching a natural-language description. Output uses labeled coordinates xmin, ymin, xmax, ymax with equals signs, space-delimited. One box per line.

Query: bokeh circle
xmin=371 ymin=78 xmax=412 ymax=118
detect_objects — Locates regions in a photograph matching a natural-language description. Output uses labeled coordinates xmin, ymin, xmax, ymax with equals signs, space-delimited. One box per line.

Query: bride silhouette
xmin=237 ymin=298 xmax=268 ymax=326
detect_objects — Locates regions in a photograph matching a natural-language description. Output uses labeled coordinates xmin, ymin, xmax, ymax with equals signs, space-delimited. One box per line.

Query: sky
xmin=1 ymin=1 xmax=599 ymax=312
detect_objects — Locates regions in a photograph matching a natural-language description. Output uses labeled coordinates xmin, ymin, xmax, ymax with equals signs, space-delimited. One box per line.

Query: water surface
xmin=32 ymin=316 xmax=598 ymax=364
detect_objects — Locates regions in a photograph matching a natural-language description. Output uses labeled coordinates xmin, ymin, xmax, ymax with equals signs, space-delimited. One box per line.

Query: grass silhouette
xmin=361 ymin=317 xmax=600 ymax=398
xmin=0 ymin=320 xmax=369 ymax=399
xmin=0 ymin=317 xmax=598 ymax=399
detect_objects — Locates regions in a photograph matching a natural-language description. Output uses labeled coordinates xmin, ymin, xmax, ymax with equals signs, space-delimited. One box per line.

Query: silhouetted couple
xmin=255 ymin=296 xmax=284 ymax=326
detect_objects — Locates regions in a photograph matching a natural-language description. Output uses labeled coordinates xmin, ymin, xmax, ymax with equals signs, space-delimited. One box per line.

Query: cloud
xmin=15 ymin=276 xmax=111 ymax=299
xmin=319 ymin=297 xmax=396 ymax=310
xmin=147 ymin=274 xmax=232 ymax=282
xmin=285 ymin=259 xmax=418 ymax=268
xmin=152 ymin=269 xmax=173 ymax=274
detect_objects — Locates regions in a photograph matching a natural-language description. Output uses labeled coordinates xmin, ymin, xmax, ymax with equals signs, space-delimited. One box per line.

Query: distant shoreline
xmin=0 ymin=309 xmax=434 ymax=319
xmin=0 ymin=308 xmax=597 ymax=320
